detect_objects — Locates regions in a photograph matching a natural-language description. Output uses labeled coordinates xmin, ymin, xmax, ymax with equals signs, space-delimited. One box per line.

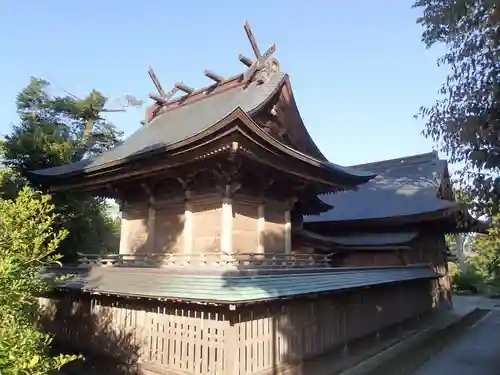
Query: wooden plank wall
xmin=233 ymin=281 xmax=432 ymax=375
xmin=38 ymin=295 xmax=229 ymax=375
xmin=39 ymin=280 xmax=434 ymax=375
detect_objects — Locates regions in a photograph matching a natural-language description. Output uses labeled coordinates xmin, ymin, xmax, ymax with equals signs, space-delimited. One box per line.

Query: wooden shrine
xmin=33 ymin=22 xmax=477 ymax=375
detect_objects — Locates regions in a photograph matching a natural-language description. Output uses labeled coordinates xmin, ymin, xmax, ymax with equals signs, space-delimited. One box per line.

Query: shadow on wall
xmin=220 ymin=231 xmax=308 ymax=375
xmin=39 ymin=289 xmax=142 ymax=375
xmin=220 ymin=232 xmax=438 ymax=375
xmin=110 ymin=175 xmax=188 ymax=267
xmin=115 ymin=166 xmax=229 ymax=267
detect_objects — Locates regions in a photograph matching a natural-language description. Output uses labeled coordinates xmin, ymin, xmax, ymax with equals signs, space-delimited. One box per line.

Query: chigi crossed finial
xmin=240 ymin=20 xmax=279 ymax=84
xmin=147 ymin=20 xmax=280 ymax=106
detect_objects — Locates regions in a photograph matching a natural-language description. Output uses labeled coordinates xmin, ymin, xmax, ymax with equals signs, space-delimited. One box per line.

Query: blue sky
xmin=0 ymin=1 xmax=447 ymax=166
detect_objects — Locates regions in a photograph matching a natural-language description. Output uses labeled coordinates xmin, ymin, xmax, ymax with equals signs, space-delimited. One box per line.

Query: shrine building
xmin=34 ymin=21 xmax=482 ymax=375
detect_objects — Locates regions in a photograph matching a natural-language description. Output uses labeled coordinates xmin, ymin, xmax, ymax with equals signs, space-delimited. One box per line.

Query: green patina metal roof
xmin=51 ymin=265 xmax=438 ymax=304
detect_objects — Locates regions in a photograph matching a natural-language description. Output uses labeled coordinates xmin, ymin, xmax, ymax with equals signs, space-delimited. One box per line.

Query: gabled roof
xmin=305 ymin=152 xmax=456 ymax=223
xmin=33 ymin=73 xmax=287 ymax=178
xmin=31 ymin=73 xmax=375 ymax=188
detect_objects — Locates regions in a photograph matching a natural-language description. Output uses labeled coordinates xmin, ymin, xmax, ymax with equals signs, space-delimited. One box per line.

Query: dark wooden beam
xmin=175 ymin=82 xmax=194 ymax=94
xmin=148 ymin=66 xmax=166 ymax=97
xmin=148 ymin=93 xmax=168 ymax=104
xmin=244 ymin=20 xmax=261 ymax=59
xmin=204 ymin=70 xmax=224 ymax=83
xmin=238 ymin=54 xmax=254 ymax=67
xmin=164 ymin=86 xmax=179 ymax=100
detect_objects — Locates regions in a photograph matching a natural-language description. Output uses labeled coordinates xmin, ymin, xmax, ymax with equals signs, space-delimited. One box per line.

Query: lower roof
xmin=299 ymin=230 xmax=418 ymax=246
xmin=47 ymin=265 xmax=438 ymax=304
xmin=305 ymin=152 xmax=457 ymax=223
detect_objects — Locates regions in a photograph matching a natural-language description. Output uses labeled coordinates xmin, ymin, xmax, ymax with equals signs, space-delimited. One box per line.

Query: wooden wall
xmin=191 ymin=197 xmax=222 ymax=254
xmin=263 ymin=200 xmax=287 ymax=253
xmin=233 ymin=201 xmax=260 ymax=254
xmin=40 ymin=279 xmax=435 ymax=375
xmin=118 ymin=192 xmax=290 ymax=258
xmin=120 ymin=204 xmax=150 ymax=255
xmin=155 ymin=202 xmax=185 ymax=255
xmin=335 ymin=231 xmax=452 ymax=311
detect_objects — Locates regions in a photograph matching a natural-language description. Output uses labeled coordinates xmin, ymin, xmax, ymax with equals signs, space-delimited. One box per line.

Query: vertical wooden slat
xmin=194 ymin=310 xmax=202 ymax=373
xmin=202 ymin=312 xmax=210 ymax=374
xmin=41 ymin=277 xmax=440 ymax=375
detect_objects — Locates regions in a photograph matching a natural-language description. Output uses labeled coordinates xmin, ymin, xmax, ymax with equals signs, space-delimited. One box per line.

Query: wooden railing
xmin=75 ymin=252 xmax=333 ymax=268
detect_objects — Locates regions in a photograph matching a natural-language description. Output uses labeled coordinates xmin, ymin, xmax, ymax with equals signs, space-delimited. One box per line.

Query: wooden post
xmin=141 ymin=183 xmax=156 ymax=254
xmin=119 ymin=216 xmax=131 ymax=255
xmin=148 ymin=196 xmax=156 ymax=253
xmin=221 ymin=185 xmax=233 ymax=254
xmin=257 ymin=204 xmax=265 ymax=253
xmin=284 ymin=207 xmax=291 ymax=255
xmin=183 ymin=190 xmax=193 ymax=259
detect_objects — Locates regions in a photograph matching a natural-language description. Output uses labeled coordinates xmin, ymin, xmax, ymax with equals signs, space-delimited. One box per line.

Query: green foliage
xmin=5 ymin=78 xmax=122 ymax=169
xmin=0 ymin=168 xmax=26 ymax=200
xmin=2 ymin=78 xmax=123 ymax=259
xmin=413 ymin=0 xmax=500 ymax=215
xmin=0 ymin=187 xmax=80 ymax=374
xmin=469 ymin=214 xmax=500 ymax=282
xmin=451 ymin=267 xmax=483 ymax=293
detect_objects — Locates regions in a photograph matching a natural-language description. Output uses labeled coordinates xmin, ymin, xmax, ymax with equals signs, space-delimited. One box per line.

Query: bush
xmin=0 ymin=187 xmax=80 ymax=374
xmin=451 ymin=267 xmax=484 ymax=294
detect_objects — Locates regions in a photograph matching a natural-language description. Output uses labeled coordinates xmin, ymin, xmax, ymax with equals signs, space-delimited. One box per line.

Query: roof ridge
xmin=145 ymin=72 xmax=287 ymax=124
xmin=145 ymin=20 xmax=281 ymax=124
xmin=350 ymin=151 xmax=440 ymax=171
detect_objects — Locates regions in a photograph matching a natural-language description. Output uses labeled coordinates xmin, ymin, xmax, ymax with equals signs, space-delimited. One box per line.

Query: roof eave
xmin=33 ymin=108 xmax=376 ymax=191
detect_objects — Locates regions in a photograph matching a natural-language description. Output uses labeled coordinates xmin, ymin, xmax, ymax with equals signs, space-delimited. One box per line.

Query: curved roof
xmin=327 ymin=232 xmax=418 ymax=246
xmin=33 ymin=73 xmax=287 ymax=177
xmin=31 ymin=73 xmax=374 ymax=186
xmin=305 ymin=152 xmax=456 ymax=223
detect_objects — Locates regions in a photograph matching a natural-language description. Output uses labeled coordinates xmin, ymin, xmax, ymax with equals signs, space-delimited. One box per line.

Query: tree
xmin=2 ymin=78 xmax=123 ymax=260
xmin=0 ymin=187 xmax=79 ymax=374
xmin=413 ymin=0 xmax=500 ymax=214
xmin=0 ymin=168 xmax=25 ymax=200
xmin=469 ymin=214 xmax=500 ymax=282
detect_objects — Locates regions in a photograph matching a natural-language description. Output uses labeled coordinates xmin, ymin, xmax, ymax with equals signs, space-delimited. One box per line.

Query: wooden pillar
xmin=147 ymin=195 xmax=156 ymax=253
xmin=183 ymin=190 xmax=193 ymax=257
xmin=221 ymin=185 xmax=233 ymax=254
xmin=257 ymin=204 xmax=265 ymax=253
xmin=284 ymin=207 xmax=292 ymax=255
xmin=119 ymin=217 xmax=131 ymax=255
